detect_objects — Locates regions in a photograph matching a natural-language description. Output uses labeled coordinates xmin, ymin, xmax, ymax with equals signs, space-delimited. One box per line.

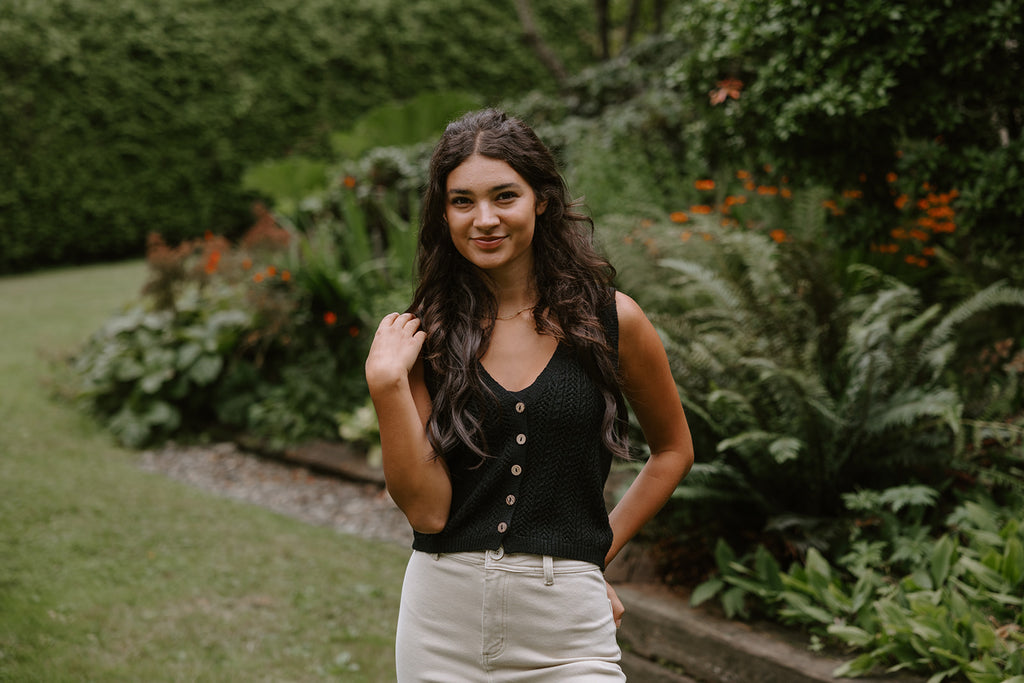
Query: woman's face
xmin=444 ymin=154 xmax=547 ymax=283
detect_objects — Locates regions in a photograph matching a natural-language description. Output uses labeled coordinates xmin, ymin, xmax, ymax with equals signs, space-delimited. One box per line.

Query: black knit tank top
xmin=414 ymin=298 xmax=619 ymax=569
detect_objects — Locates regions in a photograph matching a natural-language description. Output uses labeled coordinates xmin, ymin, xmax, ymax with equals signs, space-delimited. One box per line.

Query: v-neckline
xmin=478 ymin=343 xmax=563 ymax=396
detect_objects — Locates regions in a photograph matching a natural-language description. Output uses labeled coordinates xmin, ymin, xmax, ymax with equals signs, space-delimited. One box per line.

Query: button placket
xmin=498 ymin=397 xmax=528 ymax=539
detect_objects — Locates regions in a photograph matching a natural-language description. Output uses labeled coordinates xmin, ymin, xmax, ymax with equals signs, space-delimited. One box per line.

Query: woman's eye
xmin=497 ymin=191 xmax=518 ymax=201
xmin=450 ymin=197 xmax=470 ymax=206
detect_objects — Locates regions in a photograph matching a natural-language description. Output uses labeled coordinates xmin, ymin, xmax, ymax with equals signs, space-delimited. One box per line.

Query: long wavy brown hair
xmin=409 ymin=109 xmax=628 ymax=464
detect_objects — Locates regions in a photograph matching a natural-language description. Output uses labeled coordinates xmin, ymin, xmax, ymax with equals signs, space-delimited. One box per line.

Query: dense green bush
xmin=604 ymin=180 xmax=1024 ymax=560
xmin=693 ymin=489 xmax=1024 ymax=681
xmin=0 ymin=0 xmax=592 ymax=273
xmin=70 ymin=150 xmax=420 ymax=448
xmin=663 ymin=0 xmax=1024 ymax=279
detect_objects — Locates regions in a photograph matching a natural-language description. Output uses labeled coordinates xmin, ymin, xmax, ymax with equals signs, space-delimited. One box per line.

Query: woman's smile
xmin=471 ymin=235 xmax=507 ymax=250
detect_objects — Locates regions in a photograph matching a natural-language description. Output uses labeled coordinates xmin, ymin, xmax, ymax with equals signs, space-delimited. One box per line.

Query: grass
xmin=0 ymin=261 xmax=409 ymax=682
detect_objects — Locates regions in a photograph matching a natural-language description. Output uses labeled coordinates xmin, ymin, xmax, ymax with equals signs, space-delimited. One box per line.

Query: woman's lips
xmin=472 ymin=236 xmax=506 ymax=250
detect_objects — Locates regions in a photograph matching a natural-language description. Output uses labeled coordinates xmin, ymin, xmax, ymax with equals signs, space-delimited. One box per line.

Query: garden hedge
xmin=0 ymin=0 xmax=590 ymax=273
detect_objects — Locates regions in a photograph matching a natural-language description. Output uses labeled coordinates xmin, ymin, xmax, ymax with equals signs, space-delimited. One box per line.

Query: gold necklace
xmin=496 ymin=304 xmax=535 ymax=321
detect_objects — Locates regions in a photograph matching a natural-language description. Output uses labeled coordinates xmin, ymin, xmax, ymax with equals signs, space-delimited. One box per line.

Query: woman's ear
xmin=535 ymin=199 xmax=548 ymax=216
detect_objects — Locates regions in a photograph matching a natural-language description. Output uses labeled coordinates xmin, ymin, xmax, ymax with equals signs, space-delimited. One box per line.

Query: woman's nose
xmin=474 ymin=202 xmax=500 ymax=228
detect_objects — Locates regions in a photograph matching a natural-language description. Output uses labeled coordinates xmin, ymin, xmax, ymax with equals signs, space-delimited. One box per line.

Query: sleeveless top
xmin=413 ymin=298 xmax=619 ymax=569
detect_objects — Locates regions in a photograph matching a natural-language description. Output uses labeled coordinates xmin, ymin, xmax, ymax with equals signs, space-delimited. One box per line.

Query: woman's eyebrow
xmin=447 ymin=182 xmax=521 ymax=196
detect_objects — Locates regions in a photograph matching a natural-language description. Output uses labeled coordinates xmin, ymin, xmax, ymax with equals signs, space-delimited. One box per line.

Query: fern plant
xmin=629 ymin=216 xmax=1024 ymax=550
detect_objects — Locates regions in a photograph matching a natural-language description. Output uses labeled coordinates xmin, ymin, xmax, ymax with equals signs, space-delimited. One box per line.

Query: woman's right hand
xmin=365 ymin=312 xmax=427 ymax=390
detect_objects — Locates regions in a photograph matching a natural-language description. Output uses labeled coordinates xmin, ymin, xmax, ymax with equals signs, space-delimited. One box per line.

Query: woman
xmin=365 ymin=109 xmax=693 ymax=681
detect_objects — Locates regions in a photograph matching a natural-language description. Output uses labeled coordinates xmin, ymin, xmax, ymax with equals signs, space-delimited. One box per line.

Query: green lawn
xmin=0 ymin=262 xmax=408 ymax=682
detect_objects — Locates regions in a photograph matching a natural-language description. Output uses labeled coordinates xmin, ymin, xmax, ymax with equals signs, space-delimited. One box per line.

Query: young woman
xmin=365 ymin=109 xmax=693 ymax=681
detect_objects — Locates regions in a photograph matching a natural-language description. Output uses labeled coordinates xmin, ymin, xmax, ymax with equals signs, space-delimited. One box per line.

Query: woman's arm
xmin=365 ymin=312 xmax=452 ymax=533
xmin=605 ymin=291 xmax=695 ymax=567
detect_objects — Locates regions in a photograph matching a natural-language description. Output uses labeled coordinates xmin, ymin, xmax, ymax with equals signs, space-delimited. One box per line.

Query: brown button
xmin=515 ymin=433 xmax=526 ymax=445
xmin=511 ymin=465 xmax=522 ymax=476
xmin=515 ymin=402 xmax=526 ymax=413
xmin=497 ymin=522 xmax=508 ymax=533
xmin=505 ymin=494 xmax=516 ymax=506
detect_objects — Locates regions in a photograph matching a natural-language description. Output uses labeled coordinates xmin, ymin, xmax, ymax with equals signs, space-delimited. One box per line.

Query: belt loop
xmin=543 ymin=555 xmax=554 ymax=585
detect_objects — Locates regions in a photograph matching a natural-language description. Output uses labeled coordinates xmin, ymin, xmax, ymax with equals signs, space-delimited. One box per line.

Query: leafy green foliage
xmin=74 ymin=301 xmax=250 ymax=447
xmin=0 ymin=0 xmax=592 ymax=273
xmin=662 ymin=0 xmax=1024 ymax=276
xmin=691 ymin=491 xmax=1024 ymax=681
xmin=329 ymin=91 xmax=485 ymax=160
xmin=615 ymin=201 xmax=1024 ymax=552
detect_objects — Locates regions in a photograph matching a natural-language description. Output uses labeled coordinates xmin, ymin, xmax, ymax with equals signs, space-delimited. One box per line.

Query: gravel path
xmin=139 ymin=442 xmax=413 ymax=547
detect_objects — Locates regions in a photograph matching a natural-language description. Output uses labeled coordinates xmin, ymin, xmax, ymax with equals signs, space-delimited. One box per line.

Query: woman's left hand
xmin=606 ymin=580 xmax=624 ymax=628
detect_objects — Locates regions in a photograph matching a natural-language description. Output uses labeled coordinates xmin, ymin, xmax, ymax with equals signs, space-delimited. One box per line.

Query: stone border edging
xmin=616 ymin=583 xmax=926 ymax=683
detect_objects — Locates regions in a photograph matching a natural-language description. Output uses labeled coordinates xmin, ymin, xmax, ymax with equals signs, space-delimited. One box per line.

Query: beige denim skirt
xmin=396 ymin=548 xmax=625 ymax=682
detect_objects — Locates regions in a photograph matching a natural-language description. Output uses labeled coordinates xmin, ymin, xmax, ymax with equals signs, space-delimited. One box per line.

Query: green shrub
xmin=662 ymin=0 xmax=1024 ymax=279
xmin=71 ymin=155 xmax=419 ymax=449
xmin=610 ymin=190 xmax=1024 ymax=554
xmin=0 ymin=0 xmax=592 ymax=273
xmin=691 ymin=489 xmax=1024 ymax=681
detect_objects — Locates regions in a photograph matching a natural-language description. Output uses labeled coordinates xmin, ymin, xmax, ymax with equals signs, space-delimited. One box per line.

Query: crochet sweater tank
xmin=413 ymin=299 xmax=619 ymax=569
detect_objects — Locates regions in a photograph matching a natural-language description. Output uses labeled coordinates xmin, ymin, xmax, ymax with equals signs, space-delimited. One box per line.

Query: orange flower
xmin=242 ymin=258 xmax=253 ymax=270
xmin=780 ymin=188 xmax=793 ymax=199
xmin=690 ymin=204 xmax=714 ymax=215
xmin=763 ymin=163 xmax=773 ymax=174
xmin=928 ymin=206 xmax=955 ymax=219
xmin=723 ymin=195 xmax=747 ymax=207
xmin=757 ymin=185 xmax=779 ymax=196
xmin=922 ymin=247 xmax=936 ymax=257
xmin=894 ymin=194 xmax=909 ymax=210
xmin=736 ymin=170 xmax=751 ymax=180
xmin=917 ymin=198 xmax=931 ymax=210
xmin=204 ymin=250 xmax=221 ymax=275
xmin=933 ymin=221 xmax=957 ymax=233
xmin=886 ymin=172 xmax=898 ymax=183
xmin=743 ymin=181 xmax=756 ymax=191
xmin=266 ymin=265 xmax=277 ymax=277
xmin=694 ymin=179 xmax=716 ymax=191
xmin=281 ymin=270 xmax=291 ymax=282
xmin=842 ymin=189 xmax=863 ymax=199
xmin=680 ymin=230 xmax=693 ymax=242
xmin=891 ymin=228 xmax=909 ymax=240
xmin=670 ymin=211 xmax=690 ymax=223
xmin=348 ymin=326 xmax=360 ymax=338
xmin=323 ymin=311 xmax=337 ymax=326
xmin=702 ymin=232 xmax=713 ymax=241
xmin=253 ymin=273 xmax=264 ymax=283
xmin=204 ymin=230 xmax=214 ymax=241
xmin=909 ymin=229 xmax=930 ymax=241
xmin=770 ymin=229 xmax=789 ymax=243
xmin=343 ymin=175 xmax=357 ymax=189
xmin=709 ymin=78 xmax=743 ymax=105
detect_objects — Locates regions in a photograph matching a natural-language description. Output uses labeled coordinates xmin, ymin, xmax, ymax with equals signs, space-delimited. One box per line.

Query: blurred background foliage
xmin=0 ymin=0 xmax=591 ymax=273
xmin=13 ymin=0 xmax=1024 ymax=678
